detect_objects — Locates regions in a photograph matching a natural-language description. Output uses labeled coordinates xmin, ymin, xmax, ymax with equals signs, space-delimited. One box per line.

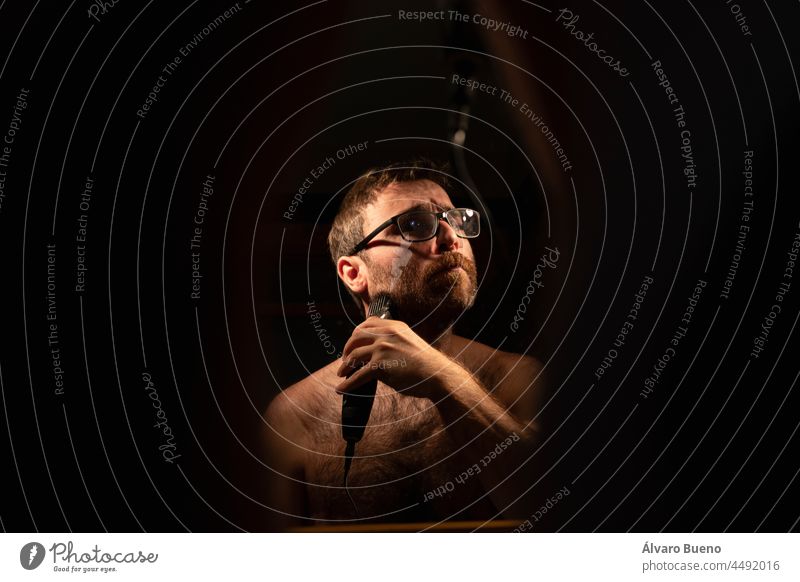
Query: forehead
xmin=364 ymin=179 xmax=454 ymax=231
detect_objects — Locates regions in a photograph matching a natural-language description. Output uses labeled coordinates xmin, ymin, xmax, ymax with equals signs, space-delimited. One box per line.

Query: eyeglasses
xmin=349 ymin=207 xmax=480 ymax=255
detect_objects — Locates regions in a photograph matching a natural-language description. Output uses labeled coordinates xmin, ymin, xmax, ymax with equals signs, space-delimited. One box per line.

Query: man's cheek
xmin=389 ymin=244 xmax=413 ymax=278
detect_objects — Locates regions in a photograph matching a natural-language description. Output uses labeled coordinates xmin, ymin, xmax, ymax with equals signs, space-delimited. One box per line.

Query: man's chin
xmin=431 ymin=269 xmax=475 ymax=302
xmin=406 ymin=280 xmax=476 ymax=323
xmin=374 ymin=257 xmax=478 ymax=326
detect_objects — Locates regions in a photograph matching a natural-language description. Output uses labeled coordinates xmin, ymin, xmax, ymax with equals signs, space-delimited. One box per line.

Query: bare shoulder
xmin=263 ymin=360 xmax=341 ymax=432
xmin=450 ymin=335 xmax=543 ymax=384
xmin=450 ymin=335 xmax=545 ymax=424
xmin=260 ymin=364 xmax=344 ymax=526
xmin=493 ymin=348 xmax=544 ymax=385
xmin=260 ymin=360 xmax=342 ymax=481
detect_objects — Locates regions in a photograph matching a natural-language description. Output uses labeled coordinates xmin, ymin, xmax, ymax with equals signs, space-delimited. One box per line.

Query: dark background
xmin=0 ymin=0 xmax=798 ymax=531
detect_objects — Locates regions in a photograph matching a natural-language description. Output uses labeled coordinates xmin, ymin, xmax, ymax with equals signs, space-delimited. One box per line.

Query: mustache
xmin=426 ymin=253 xmax=477 ymax=277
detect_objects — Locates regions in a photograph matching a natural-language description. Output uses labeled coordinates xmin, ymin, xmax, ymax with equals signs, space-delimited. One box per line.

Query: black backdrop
xmin=0 ymin=0 xmax=798 ymax=531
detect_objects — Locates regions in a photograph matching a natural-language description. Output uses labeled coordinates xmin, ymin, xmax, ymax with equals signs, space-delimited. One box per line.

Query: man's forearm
xmin=428 ymin=361 xmax=539 ymax=518
xmin=430 ymin=361 xmax=530 ymax=439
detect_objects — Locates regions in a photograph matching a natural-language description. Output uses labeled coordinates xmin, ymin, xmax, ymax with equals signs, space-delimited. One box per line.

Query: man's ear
xmin=337 ymin=255 xmax=368 ymax=296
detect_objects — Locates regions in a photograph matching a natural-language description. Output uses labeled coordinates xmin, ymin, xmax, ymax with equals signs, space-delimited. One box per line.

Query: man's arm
xmin=336 ymin=318 xmax=545 ymax=519
xmin=260 ymin=393 xmax=309 ymax=531
xmin=426 ymin=354 xmax=543 ymax=519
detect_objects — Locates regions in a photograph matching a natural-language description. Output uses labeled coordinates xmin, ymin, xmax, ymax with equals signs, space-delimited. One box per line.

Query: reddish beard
xmin=369 ymin=252 xmax=478 ymax=328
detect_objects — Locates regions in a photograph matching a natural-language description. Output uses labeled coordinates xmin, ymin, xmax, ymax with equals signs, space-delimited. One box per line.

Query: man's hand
xmin=334 ymin=317 xmax=462 ymax=398
xmin=335 ymin=318 xmax=544 ymax=519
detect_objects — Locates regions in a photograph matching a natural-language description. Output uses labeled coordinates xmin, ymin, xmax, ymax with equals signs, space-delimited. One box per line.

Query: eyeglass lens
xmin=396 ymin=208 xmax=479 ymax=241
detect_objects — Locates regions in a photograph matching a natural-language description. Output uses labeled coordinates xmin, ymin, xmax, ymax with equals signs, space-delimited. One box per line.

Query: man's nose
xmin=435 ymin=218 xmax=460 ymax=253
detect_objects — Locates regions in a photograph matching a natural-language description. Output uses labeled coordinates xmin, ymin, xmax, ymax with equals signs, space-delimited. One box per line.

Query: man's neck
xmin=420 ymin=322 xmax=455 ymax=351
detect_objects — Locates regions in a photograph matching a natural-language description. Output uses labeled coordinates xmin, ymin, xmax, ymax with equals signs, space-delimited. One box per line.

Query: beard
xmin=367 ymin=250 xmax=478 ymax=331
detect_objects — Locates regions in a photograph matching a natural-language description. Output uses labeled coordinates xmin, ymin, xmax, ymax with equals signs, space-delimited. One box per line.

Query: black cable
xmin=343 ymin=439 xmax=360 ymax=518
xmin=340 ymin=294 xmax=392 ymax=519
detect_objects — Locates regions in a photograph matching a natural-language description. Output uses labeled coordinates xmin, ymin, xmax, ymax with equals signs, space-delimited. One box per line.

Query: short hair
xmin=327 ymin=158 xmax=452 ymax=264
xmin=327 ymin=158 xmax=451 ymax=306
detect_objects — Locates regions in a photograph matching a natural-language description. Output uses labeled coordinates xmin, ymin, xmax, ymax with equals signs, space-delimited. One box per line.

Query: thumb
xmin=335 ymin=363 xmax=377 ymax=395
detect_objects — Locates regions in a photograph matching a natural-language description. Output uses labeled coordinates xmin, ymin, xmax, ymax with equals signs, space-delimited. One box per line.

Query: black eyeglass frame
xmin=348 ymin=208 xmax=480 ymax=256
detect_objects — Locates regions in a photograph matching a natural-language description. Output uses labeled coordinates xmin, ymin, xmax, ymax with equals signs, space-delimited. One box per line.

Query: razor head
xmin=367 ymin=293 xmax=392 ymax=319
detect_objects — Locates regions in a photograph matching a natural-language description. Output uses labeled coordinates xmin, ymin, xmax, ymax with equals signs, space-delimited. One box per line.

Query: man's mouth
xmin=434 ymin=264 xmax=463 ymax=277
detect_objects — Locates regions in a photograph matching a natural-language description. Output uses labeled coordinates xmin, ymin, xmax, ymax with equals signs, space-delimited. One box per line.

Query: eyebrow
xmin=403 ymin=202 xmax=455 ymax=213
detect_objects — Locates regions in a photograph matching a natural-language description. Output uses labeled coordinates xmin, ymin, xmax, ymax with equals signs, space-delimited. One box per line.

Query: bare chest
xmin=302 ymin=385 xmax=490 ymax=521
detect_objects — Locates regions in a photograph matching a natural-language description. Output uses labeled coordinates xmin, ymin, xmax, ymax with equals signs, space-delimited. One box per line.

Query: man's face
xmin=358 ymin=179 xmax=479 ymax=324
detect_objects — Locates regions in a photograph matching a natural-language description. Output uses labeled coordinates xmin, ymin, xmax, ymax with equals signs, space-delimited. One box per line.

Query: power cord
xmin=343 ymin=440 xmax=360 ymax=518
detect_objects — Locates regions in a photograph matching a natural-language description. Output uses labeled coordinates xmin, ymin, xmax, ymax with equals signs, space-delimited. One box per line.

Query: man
xmin=262 ymin=160 xmax=544 ymax=529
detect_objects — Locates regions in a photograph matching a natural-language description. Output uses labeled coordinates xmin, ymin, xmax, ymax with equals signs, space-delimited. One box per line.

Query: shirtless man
xmin=262 ymin=160 xmax=544 ymax=529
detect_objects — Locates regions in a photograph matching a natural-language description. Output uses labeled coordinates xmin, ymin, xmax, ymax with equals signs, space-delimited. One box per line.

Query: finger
xmin=341 ymin=329 xmax=378 ymax=361
xmin=338 ymin=345 xmax=385 ymax=377
xmin=351 ymin=323 xmax=396 ymax=338
xmin=343 ymin=323 xmax=397 ymax=358
xmin=360 ymin=315 xmax=387 ymax=325
xmin=357 ymin=317 xmax=401 ymax=331
xmin=335 ymin=364 xmax=378 ymax=395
